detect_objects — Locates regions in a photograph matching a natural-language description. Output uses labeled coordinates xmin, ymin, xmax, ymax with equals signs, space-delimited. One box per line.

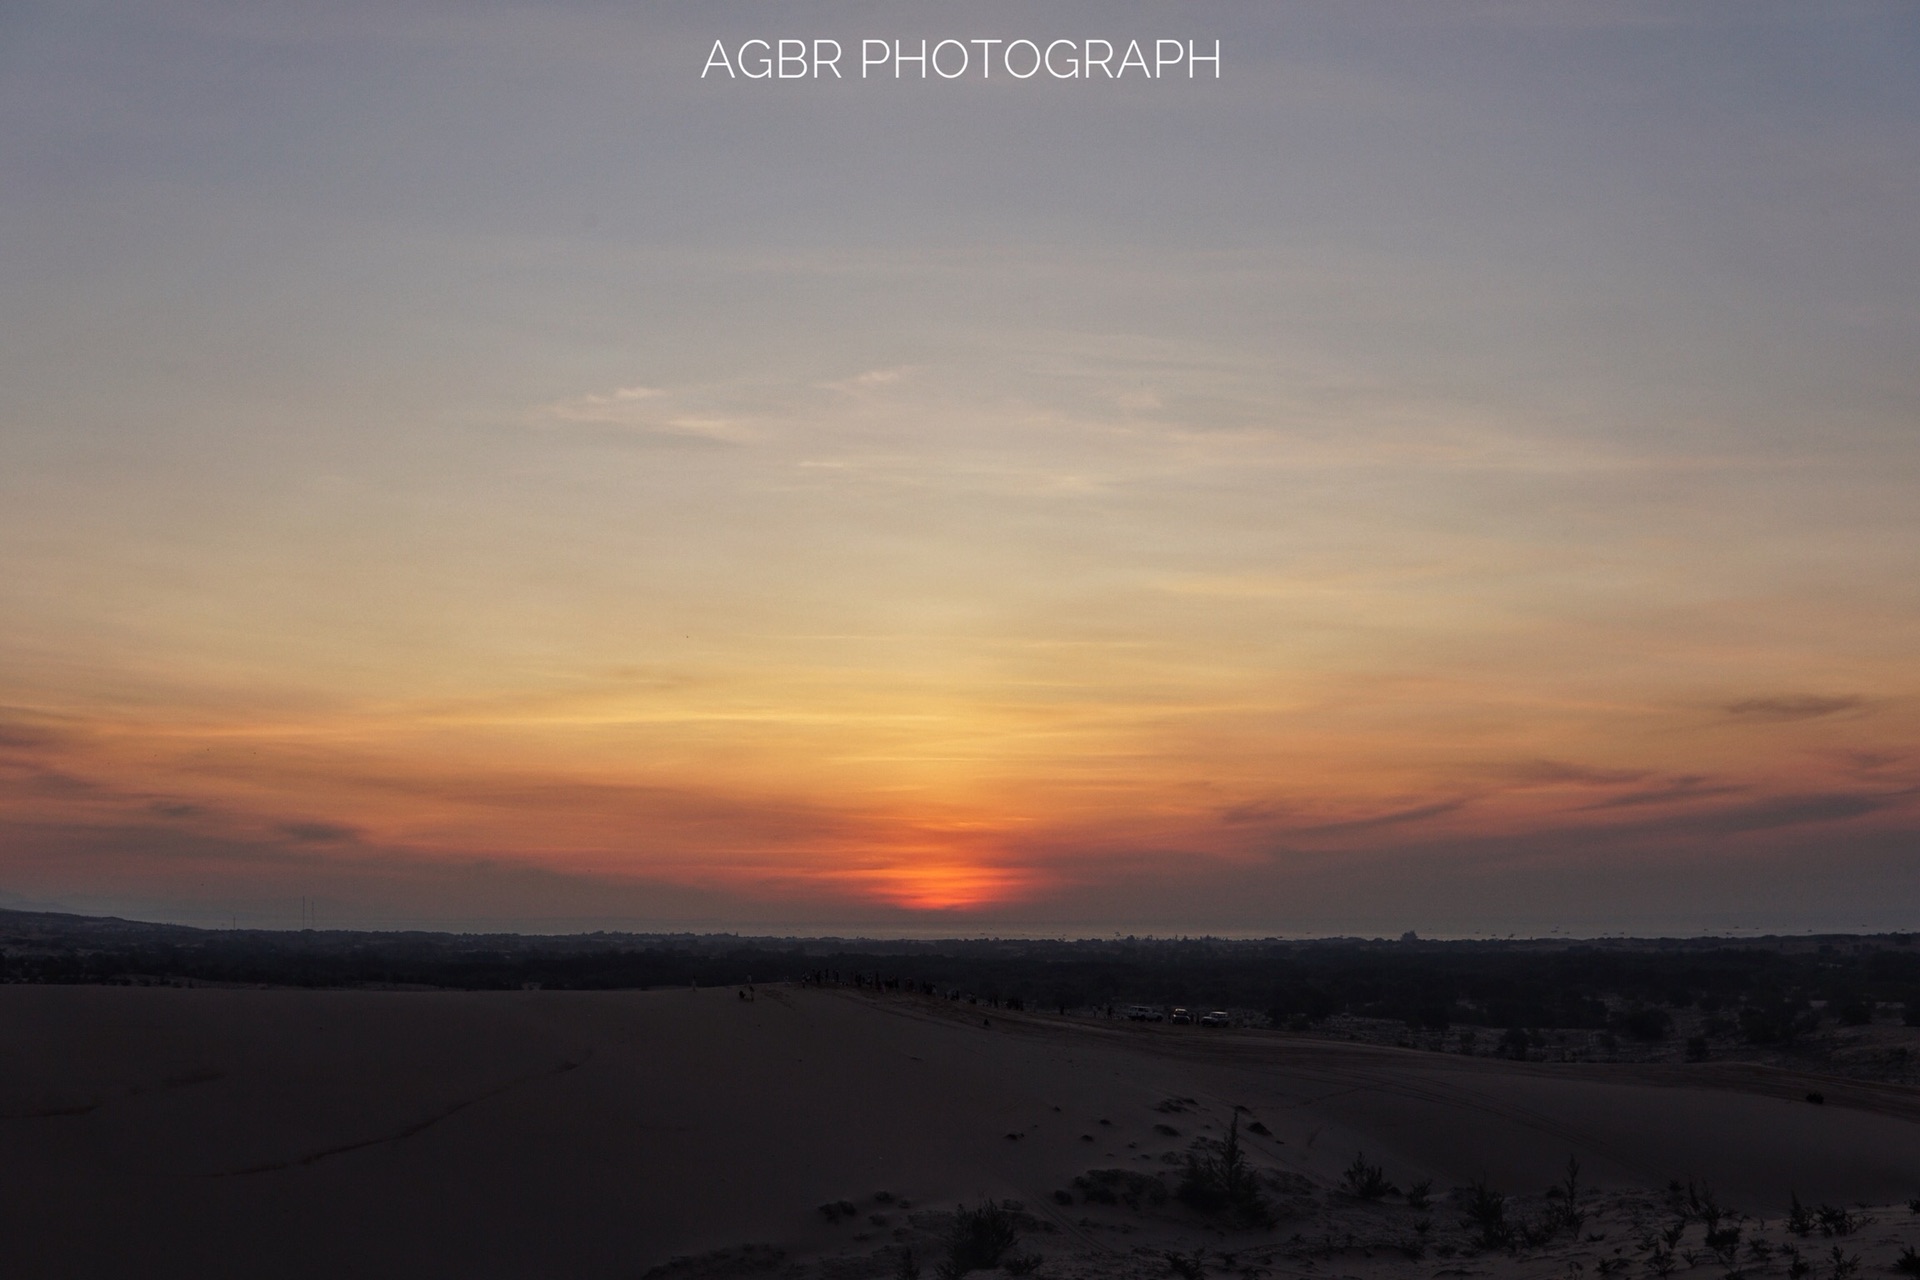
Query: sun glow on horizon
xmin=803 ymin=854 xmax=1042 ymax=912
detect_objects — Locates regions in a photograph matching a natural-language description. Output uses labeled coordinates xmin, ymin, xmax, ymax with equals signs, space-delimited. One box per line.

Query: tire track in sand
xmin=208 ymin=1050 xmax=593 ymax=1177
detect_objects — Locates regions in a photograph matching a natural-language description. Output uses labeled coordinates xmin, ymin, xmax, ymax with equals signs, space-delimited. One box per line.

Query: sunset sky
xmin=2 ymin=1 xmax=1917 ymax=934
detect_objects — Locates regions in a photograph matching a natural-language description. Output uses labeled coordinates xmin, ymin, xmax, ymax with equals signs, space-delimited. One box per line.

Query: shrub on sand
xmin=1544 ymin=1157 xmax=1587 ymax=1236
xmin=938 ymin=1201 xmax=1022 ymax=1279
xmin=1165 ymin=1249 xmax=1207 ymax=1279
xmin=1176 ymin=1115 xmax=1273 ymax=1227
xmin=1342 ymin=1152 xmax=1398 ymax=1200
xmin=1461 ymin=1177 xmax=1514 ymax=1250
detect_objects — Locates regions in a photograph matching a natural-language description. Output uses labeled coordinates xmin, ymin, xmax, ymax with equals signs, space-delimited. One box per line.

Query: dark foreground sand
xmin=1 ymin=984 xmax=1916 ymax=1278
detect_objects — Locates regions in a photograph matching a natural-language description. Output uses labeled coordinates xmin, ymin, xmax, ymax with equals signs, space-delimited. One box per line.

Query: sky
xmin=1 ymin=0 xmax=1917 ymax=936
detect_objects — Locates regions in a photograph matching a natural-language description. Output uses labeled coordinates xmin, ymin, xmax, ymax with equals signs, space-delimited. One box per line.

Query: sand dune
xmin=1 ymin=984 xmax=1915 ymax=1278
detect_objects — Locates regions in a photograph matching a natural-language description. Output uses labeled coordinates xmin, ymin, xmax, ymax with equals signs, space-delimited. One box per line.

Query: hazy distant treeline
xmin=1 ymin=911 xmax=1915 ymax=1040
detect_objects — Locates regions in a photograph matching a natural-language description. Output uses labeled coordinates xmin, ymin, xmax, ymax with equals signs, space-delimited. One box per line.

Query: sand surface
xmin=1 ymin=984 xmax=1916 ymax=1278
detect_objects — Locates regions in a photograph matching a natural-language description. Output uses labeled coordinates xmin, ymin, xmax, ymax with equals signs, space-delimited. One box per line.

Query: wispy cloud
xmin=817 ymin=367 xmax=916 ymax=394
xmin=1655 ymin=790 xmax=1908 ymax=836
xmin=1725 ymin=695 xmax=1864 ymax=722
xmin=277 ymin=821 xmax=361 ymax=844
xmin=0 ymin=714 xmax=73 ymax=753
xmin=1492 ymin=759 xmax=1648 ymax=787
xmin=1296 ymin=798 xmax=1474 ymax=836
xmin=1829 ymin=749 xmax=1906 ymax=775
xmin=0 ymin=725 xmax=61 ymax=751
xmin=532 ymin=385 xmax=754 ymax=443
xmin=1582 ymin=777 xmax=1746 ymax=811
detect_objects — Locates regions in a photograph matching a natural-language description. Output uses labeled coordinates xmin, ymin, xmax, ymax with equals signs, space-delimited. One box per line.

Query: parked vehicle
xmin=1170 ymin=1007 xmax=1193 ymax=1024
xmin=1199 ymin=1010 xmax=1231 ymax=1027
xmin=1124 ymin=1004 xmax=1163 ymax=1022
